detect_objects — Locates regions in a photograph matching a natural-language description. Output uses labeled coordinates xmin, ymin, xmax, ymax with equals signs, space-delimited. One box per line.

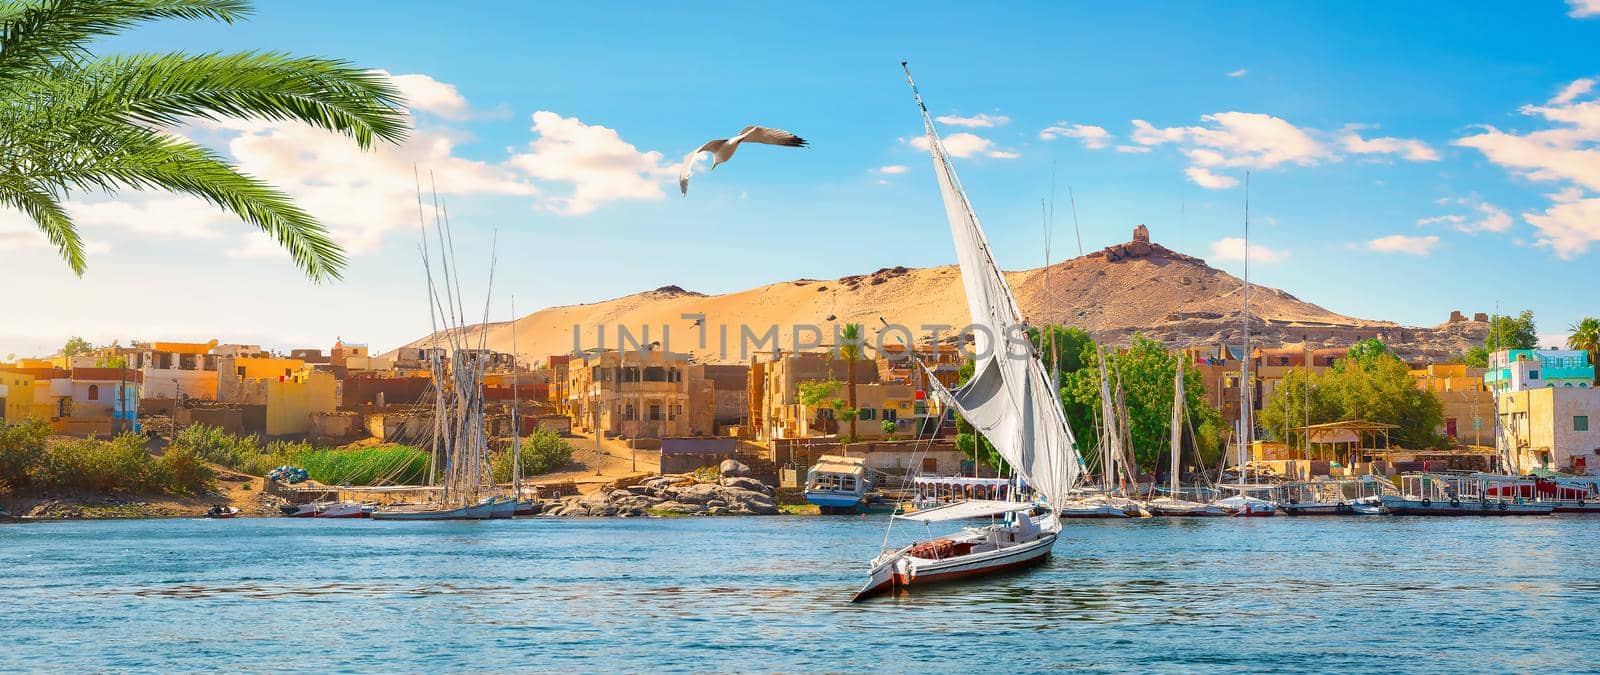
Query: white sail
xmin=908 ymin=73 xmax=1079 ymax=508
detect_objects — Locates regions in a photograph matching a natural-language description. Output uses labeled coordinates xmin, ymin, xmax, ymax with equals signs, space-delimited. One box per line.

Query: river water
xmin=2 ymin=515 xmax=1597 ymax=672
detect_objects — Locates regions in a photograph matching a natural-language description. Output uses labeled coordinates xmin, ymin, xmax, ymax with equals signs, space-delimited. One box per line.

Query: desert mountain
xmin=397 ymin=226 xmax=1486 ymax=365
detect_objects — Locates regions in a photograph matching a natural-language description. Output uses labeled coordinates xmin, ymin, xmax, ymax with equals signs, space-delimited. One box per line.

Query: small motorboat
xmin=1058 ymin=497 xmax=1130 ymax=519
xmin=204 ymin=505 xmax=241 ymax=519
xmin=1147 ymin=497 xmax=1229 ymax=517
xmin=1215 ymin=495 xmax=1277 ymax=517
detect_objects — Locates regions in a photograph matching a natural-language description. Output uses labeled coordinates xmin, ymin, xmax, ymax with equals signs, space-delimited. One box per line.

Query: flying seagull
xmin=679 ymin=125 xmax=808 ymax=195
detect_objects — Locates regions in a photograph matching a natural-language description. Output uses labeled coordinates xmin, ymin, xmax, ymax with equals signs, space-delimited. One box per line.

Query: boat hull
xmin=1381 ymin=496 xmax=1554 ymax=516
xmin=1147 ymin=501 xmax=1229 ymax=517
xmin=1280 ymin=502 xmax=1357 ymax=516
xmin=852 ymin=518 xmax=1059 ymax=602
xmin=371 ymin=505 xmax=475 ymax=520
xmin=1058 ymin=504 xmax=1129 ymax=519
xmin=1550 ymin=501 xmax=1600 ymax=514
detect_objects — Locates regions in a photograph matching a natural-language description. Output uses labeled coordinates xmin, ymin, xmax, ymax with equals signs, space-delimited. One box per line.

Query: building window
xmin=1529 ymin=370 xmax=1540 ymax=380
xmin=87 ymin=384 xmax=99 ymax=400
xmin=883 ymin=408 xmax=897 ymax=422
xmin=1577 ymin=416 xmax=1590 ymax=432
xmin=858 ymin=408 xmax=875 ymax=421
xmin=922 ymin=457 xmax=938 ymax=472
xmin=649 ymin=403 xmax=662 ymax=421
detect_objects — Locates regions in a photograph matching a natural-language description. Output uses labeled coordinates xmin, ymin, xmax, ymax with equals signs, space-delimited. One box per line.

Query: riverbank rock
xmin=719 ymin=476 xmax=772 ymax=495
xmin=719 ymin=459 xmax=751 ymax=478
xmin=542 ymin=474 xmax=781 ymax=517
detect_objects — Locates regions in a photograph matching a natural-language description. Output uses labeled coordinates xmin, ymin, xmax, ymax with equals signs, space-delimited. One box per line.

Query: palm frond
xmin=0 ymin=0 xmax=248 ymax=82
xmin=72 ymin=50 xmax=408 ymax=147
xmin=15 ymin=123 xmax=347 ymax=281
xmin=0 ymin=181 xmax=85 ymax=274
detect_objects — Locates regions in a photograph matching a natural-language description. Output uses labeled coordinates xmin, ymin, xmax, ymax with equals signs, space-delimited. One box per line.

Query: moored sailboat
xmin=1148 ymin=356 xmax=1227 ymax=517
xmin=852 ymin=64 xmax=1079 ymax=602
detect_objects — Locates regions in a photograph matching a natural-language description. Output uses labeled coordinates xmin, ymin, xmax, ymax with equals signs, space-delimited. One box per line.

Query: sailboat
xmin=1060 ymin=346 xmax=1143 ymax=518
xmin=372 ymin=186 xmax=512 ymax=521
xmin=1148 ymin=358 xmax=1227 ymax=516
xmin=851 ymin=65 xmax=1078 ymax=602
xmin=1212 ymin=173 xmax=1277 ymax=518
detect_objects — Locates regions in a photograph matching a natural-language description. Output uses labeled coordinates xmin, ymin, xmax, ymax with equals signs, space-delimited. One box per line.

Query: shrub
xmin=36 ymin=433 xmax=164 ymax=493
xmin=491 ymin=429 xmax=575 ymax=482
xmin=171 ymin=424 xmax=272 ymax=474
xmin=159 ymin=444 xmax=214 ymax=495
xmin=0 ymin=418 xmax=51 ymax=490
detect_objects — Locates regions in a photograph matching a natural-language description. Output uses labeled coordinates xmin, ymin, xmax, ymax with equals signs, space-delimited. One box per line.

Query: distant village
xmin=1 ymin=329 xmax=1594 ymax=482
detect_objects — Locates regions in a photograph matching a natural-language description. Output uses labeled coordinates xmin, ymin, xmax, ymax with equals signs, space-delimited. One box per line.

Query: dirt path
xmin=531 ymin=432 xmax=662 ymax=494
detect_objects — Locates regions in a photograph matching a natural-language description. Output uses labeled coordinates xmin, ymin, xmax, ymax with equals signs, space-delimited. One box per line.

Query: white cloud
xmin=0 ymin=209 xmax=111 ymax=255
xmin=1227 ymin=69 xmax=1248 ymax=78
xmin=506 ymin=111 xmax=672 ymax=216
xmin=1340 ymin=127 xmax=1440 ymax=161
xmin=1209 ymin=237 xmax=1288 ymax=263
xmin=1523 ymin=188 xmax=1600 ymax=258
xmin=909 ymin=132 xmax=1011 ymax=159
xmin=1419 ymin=196 xmax=1512 ymax=233
xmin=378 ymin=71 xmax=471 ymax=120
xmin=1185 ymin=167 xmax=1239 ymax=189
xmin=225 ymin=231 xmax=291 ymax=260
xmin=1039 ymin=123 xmax=1112 ymax=149
xmin=1130 ymin=113 xmax=1440 ymax=189
xmin=69 ymin=197 xmax=228 ymax=239
xmin=1568 ymin=0 xmax=1600 ymax=18
xmin=1552 ymin=77 xmax=1596 ymax=105
xmin=1131 ymin=113 xmax=1331 ymax=189
xmin=1455 ymin=75 xmax=1600 ymax=257
xmin=935 ymin=113 xmax=1009 ymax=128
xmin=876 ymin=165 xmax=909 ymax=175
xmin=1365 ymin=234 xmax=1440 ymax=255
xmin=1114 ymin=145 xmax=1151 ymax=154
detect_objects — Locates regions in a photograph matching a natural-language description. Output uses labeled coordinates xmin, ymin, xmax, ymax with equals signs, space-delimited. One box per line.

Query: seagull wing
xmin=737 ymin=126 xmax=808 ymax=147
xmin=677 ymin=139 xmax=724 ymax=196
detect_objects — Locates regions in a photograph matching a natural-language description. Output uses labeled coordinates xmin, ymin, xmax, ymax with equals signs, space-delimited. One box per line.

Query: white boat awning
xmin=894 ymin=500 xmax=1034 ymax=523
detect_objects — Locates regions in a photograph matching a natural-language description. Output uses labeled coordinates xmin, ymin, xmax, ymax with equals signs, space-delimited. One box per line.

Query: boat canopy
xmin=809 ymin=456 xmax=868 ymax=477
xmin=893 ymin=499 xmax=1035 ymax=523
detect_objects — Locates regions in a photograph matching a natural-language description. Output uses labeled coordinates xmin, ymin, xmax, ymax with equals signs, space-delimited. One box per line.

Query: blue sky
xmin=3 ymin=1 xmax=1599 ymax=358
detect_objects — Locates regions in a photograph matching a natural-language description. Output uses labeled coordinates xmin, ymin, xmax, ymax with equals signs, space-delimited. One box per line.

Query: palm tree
xmin=838 ymin=323 xmax=864 ymax=439
xmin=0 ymin=0 xmax=408 ymax=281
xmin=1569 ymin=317 xmax=1600 ymax=385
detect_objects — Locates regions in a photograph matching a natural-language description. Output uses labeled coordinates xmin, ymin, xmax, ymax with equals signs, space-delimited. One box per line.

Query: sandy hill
xmin=397 ymin=227 xmax=1486 ymax=365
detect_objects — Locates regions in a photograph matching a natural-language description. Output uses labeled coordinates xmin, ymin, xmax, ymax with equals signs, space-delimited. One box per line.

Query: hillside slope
xmin=397 ymin=228 xmax=1485 ymax=364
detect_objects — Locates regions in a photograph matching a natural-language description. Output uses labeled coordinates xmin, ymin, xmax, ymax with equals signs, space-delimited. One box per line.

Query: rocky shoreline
xmin=535 ymin=472 xmax=780 ymax=517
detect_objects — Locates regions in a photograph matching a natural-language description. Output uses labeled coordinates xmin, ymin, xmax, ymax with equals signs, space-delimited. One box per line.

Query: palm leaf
xmin=71 ymin=51 xmax=408 ymax=147
xmin=0 ymin=0 xmax=247 ymax=83
xmin=0 ymin=181 xmax=85 ymax=274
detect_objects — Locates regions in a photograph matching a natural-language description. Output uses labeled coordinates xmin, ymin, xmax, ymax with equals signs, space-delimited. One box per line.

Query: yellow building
xmin=263 ymin=370 xmax=337 ymax=436
xmin=1410 ymin=363 xmax=1492 ymax=446
xmin=0 ymin=369 xmax=36 ymax=423
xmin=233 ymin=356 xmax=307 ymax=380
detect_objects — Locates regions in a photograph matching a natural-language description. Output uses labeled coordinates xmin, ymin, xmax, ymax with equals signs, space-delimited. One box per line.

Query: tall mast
xmin=511 ymin=295 xmax=522 ymax=501
xmin=1170 ymin=357 xmax=1184 ymax=498
xmin=1241 ymin=171 xmax=1253 ymax=485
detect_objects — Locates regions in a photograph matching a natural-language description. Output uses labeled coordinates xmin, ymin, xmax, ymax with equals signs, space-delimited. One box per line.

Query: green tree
xmin=1063 ymin=335 xmax=1226 ymax=473
xmin=1464 ymin=310 xmax=1538 ymax=367
xmin=1346 ymin=337 xmax=1393 ymax=364
xmin=493 ymin=429 xmax=576 ymax=481
xmin=1260 ymin=351 xmax=1445 ymax=450
xmin=0 ymin=0 xmax=408 ymax=280
xmin=838 ymin=323 xmax=864 ymax=439
xmin=797 ymin=378 xmax=843 ymax=435
xmin=1568 ymin=317 xmax=1600 ymax=385
xmin=880 ymin=418 xmax=897 ymax=440
xmin=60 ymin=336 xmax=92 ymax=357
